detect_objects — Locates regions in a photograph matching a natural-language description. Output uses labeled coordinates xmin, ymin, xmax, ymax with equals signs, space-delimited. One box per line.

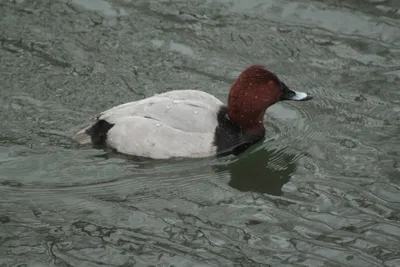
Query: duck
xmin=73 ymin=65 xmax=312 ymax=159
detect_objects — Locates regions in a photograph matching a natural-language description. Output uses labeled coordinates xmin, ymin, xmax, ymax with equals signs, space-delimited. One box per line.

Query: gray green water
xmin=1 ymin=0 xmax=400 ymax=266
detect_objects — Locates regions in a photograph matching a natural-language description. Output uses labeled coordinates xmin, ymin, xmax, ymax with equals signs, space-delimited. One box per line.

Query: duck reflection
xmin=93 ymin=144 xmax=297 ymax=197
xmin=219 ymin=147 xmax=297 ymax=196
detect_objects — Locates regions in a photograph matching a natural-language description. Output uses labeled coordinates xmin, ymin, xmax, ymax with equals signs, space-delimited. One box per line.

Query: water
xmin=1 ymin=0 xmax=400 ymax=266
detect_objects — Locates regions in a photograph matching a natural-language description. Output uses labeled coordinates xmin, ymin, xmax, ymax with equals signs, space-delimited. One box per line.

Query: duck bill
xmin=280 ymin=82 xmax=313 ymax=101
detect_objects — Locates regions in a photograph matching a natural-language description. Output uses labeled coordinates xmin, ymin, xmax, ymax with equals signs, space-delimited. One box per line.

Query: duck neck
xmin=227 ymin=108 xmax=266 ymax=136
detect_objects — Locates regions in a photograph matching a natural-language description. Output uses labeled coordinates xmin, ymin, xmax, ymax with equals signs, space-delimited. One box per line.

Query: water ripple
xmin=1 ymin=0 xmax=400 ymax=266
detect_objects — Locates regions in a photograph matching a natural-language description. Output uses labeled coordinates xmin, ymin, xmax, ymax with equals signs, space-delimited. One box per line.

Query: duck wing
xmin=73 ymin=90 xmax=224 ymax=154
xmin=97 ymin=89 xmax=223 ymax=133
xmin=105 ymin=115 xmax=217 ymax=159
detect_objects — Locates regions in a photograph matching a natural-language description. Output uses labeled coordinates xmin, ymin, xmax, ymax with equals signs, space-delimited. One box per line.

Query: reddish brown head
xmin=227 ymin=65 xmax=312 ymax=135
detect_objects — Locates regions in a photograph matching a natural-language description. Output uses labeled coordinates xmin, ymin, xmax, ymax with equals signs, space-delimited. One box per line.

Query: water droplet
xmin=355 ymin=94 xmax=367 ymax=102
xmin=340 ymin=138 xmax=356 ymax=148
xmin=194 ymin=110 xmax=199 ymax=114
xmin=156 ymin=123 xmax=162 ymax=127
xmin=172 ymin=100 xmax=180 ymax=104
xmin=304 ymin=163 xmax=316 ymax=171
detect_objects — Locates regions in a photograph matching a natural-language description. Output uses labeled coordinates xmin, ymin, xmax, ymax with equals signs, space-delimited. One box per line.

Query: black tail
xmin=85 ymin=120 xmax=115 ymax=146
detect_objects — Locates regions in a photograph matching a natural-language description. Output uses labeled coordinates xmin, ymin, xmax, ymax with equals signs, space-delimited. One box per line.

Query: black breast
xmin=213 ymin=106 xmax=265 ymax=156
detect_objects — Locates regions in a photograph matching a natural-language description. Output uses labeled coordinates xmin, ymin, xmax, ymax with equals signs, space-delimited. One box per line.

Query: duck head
xmin=227 ymin=65 xmax=312 ymax=135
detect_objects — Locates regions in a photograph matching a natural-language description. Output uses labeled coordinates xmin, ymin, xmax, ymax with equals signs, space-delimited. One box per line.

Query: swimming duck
xmin=74 ymin=65 xmax=312 ymax=159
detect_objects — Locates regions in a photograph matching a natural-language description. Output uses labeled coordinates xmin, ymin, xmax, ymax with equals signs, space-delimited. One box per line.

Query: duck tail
xmin=73 ymin=127 xmax=92 ymax=145
xmin=73 ymin=120 xmax=115 ymax=146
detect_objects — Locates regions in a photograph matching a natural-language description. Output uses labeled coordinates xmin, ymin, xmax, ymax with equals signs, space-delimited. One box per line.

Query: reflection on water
xmin=71 ymin=0 xmax=127 ymax=16
xmin=220 ymin=146 xmax=296 ymax=196
xmin=1 ymin=0 xmax=400 ymax=266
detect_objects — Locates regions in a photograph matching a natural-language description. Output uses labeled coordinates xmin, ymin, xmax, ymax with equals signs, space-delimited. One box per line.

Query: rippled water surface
xmin=1 ymin=0 xmax=400 ymax=266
